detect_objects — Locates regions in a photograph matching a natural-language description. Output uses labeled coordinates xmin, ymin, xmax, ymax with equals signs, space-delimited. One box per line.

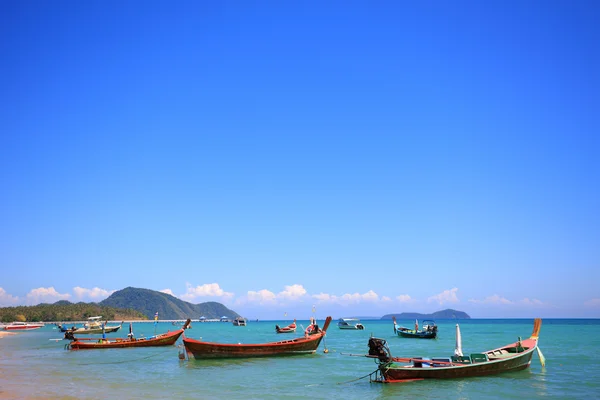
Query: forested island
xmin=0 ymin=301 xmax=146 ymax=323
xmin=380 ymin=309 xmax=470 ymax=320
xmin=0 ymin=287 xmax=240 ymax=322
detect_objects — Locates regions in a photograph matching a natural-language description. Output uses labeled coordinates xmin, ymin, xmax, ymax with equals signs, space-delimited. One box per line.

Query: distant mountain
xmin=100 ymin=287 xmax=240 ymax=320
xmin=380 ymin=309 xmax=470 ymax=320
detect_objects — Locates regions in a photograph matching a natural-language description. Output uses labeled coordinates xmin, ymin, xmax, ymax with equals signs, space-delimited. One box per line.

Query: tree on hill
xmin=0 ymin=303 xmax=147 ymax=322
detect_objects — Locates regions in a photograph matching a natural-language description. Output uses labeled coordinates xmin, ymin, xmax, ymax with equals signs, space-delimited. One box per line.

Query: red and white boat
xmin=3 ymin=322 xmax=45 ymax=331
xmin=275 ymin=319 xmax=297 ymax=334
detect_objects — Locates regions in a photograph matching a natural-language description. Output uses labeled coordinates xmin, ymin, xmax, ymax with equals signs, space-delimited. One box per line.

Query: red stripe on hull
xmin=69 ymin=330 xmax=183 ymax=349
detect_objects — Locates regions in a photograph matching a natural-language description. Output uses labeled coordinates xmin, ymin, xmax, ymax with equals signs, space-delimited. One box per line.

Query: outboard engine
xmin=368 ymin=337 xmax=392 ymax=363
xmin=64 ymin=331 xmax=76 ymax=341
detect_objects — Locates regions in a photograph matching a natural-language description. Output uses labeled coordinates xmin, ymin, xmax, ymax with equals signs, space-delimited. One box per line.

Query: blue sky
xmin=1 ymin=0 xmax=598 ymax=319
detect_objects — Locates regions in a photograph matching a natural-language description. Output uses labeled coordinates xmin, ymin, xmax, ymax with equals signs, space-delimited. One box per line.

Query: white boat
xmin=3 ymin=322 xmax=44 ymax=331
xmin=232 ymin=317 xmax=247 ymax=326
xmin=68 ymin=316 xmax=122 ymax=335
xmin=337 ymin=318 xmax=365 ymax=330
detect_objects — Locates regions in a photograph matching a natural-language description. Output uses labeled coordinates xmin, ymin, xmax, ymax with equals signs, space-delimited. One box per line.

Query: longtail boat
xmin=184 ymin=316 xmax=332 ymax=359
xmin=67 ymin=319 xmax=191 ymax=349
xmin=367 ymin=318 xmax=544 ymax=383
xmin=275 ymin=319 xmax=297 ymax=333
xmin=392 ymin=316 xmax=437 ymax=339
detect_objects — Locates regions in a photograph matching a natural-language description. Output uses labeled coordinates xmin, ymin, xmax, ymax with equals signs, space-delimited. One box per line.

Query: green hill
xmin=380 ymin=309 xmax=470 ymax=320
xmin=0 ymin=301 xmax=147 ymax=323
xmin=99 ymin=287 xmax=240 ymax=320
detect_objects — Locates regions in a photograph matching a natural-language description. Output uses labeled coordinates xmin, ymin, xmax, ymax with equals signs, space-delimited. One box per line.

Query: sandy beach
xmin=0 ymin=331 xmax=15 ymax=338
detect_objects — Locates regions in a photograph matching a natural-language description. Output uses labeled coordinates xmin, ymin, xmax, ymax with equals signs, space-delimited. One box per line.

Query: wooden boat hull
xmin=393 ymin=316 xmax=437 ymax=339
xmin=398 ymin=330 xmax=437 ymax=339
xmin=381 ymin=345 xmax=535 ymax=382
xmin=69 ymin=330 xmax=184 ymax=349
xmin=275 ymin=321 xmax=297 ymax=333
xmin=372 ymin=319 xmax=542 ymax=383
xmin=185 ymin=316 xmax=332 ymax=359
xmin=275 ymin=327 xmax=296 ymax=334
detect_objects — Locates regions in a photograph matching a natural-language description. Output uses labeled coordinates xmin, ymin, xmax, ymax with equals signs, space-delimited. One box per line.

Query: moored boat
xmin=57 ymin=323 xmax=83 ymax=332
xmin=392 ymin=316 xmax=437 ymax=339
xmin=66 ymin=316 xmax=122 ymax=335
xmin=233 ymin=317 xmax=247 ymax=326
xmin=275 ymin=319 xmax=297 ymax=334
xmin=366 ymin=318 xmax=544 ymax=383
xmin=338 ymin=318 xmax=365 ymax=330
xmin=67 ymin=319 xmax=191 ymax=349
xmin=184 ymin=316 xmax=332 ymax=359
xmin=3 ymin=322 xmax=44 ymax=331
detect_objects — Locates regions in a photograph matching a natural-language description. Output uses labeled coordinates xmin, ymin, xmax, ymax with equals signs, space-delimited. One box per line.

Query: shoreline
xmin=0 ymin=331 xmax=16 ymax=338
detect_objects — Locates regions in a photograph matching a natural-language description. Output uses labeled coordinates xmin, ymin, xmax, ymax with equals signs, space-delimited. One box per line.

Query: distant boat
xmin=366 ymin=318 xmax=544 ymax=383
xmin=232 ymin=317 xmax=247 ymax=326
xmin=67 ymin=319 xmax=191 ymax=349
xmin=57 ymin=323 xmax=81 ymax=332
xmin=392 ymin=317 xmax=438 ymax=339
xmin=68 ymin=316 xmax=122 ymax=335
xmin=275 ymin=319 xmax=296 ymax=334
xmin=184 ymin=316 xmax=332 ymax=359
xmin=3 ymin=322 xmax=44 ymax=331
xmin=338 ymin=318 xmax=365 ymax=330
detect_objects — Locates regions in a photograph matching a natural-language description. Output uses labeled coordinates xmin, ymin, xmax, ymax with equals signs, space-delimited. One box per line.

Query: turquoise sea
xmin=1 ymin=319 xmax=599 ymax=399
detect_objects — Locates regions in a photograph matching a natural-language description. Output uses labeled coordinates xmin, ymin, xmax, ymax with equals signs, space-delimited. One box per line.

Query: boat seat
xmin=451 ymin=355 xmax=471 ymax=364
xmin=470 ymin=353 xmax=489 ymax=363
xmin=413 ymin=357 xmax=431 ymax=368
xmin=432 ymin=357 xmax=451 ymax=367
xmin=488 ymin=351 xmax=515 ymax=359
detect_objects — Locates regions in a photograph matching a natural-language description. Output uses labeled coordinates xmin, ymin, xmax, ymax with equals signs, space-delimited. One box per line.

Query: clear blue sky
xmin=1 ymin=0 xmax=598 ymax=319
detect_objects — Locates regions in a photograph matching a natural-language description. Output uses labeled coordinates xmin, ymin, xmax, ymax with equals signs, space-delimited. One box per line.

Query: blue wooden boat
xmin=392 ymin=316 xmax=437 ymax=339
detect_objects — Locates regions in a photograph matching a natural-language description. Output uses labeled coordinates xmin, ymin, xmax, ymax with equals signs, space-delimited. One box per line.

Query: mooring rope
xmin=336 ymin=368 xmax=380 ymax=385
xmin=304 ymin=367 xmax=380 ymax=387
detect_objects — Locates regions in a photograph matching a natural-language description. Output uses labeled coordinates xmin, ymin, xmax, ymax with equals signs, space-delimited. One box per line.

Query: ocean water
xmin=0 ymin=319 xmax=598 ymax=399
